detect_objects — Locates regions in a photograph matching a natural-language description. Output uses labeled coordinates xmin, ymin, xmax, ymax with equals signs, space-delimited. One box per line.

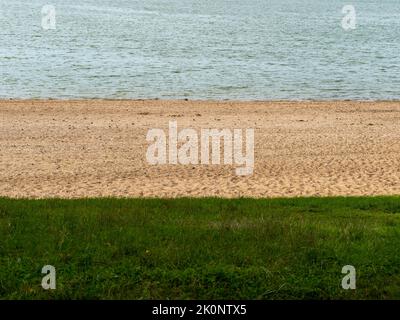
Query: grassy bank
xmin=0 ymin=196 xmax=399 ymax=299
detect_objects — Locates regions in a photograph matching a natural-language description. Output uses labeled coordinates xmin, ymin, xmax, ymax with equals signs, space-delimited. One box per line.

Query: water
xmin=1 ymin=0 xmax=400 ymax=100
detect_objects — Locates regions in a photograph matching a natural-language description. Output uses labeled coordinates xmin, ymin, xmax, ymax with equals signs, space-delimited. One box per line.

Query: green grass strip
xmin=0 ymin=196 xmax=399 ymax=299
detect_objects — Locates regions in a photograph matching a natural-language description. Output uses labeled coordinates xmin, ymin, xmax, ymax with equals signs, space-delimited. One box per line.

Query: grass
xmin=0 ymin=196 xmax=399 ymax=299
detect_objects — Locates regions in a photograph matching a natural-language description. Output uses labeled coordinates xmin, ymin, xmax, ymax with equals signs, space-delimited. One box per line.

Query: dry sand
xmin=1 ymin=99 xmax=400 ymax=198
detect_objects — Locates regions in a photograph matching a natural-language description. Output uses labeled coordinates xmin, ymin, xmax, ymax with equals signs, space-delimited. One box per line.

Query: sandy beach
xmin=1 ymin=99 xmax=400 ymax=198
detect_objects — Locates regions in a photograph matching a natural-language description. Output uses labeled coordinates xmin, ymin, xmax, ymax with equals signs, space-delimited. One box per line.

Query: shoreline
xmin=3 ymin=98 xmax=400 ymax=103
xmin=1 ymin=99 xmax=400 ymax=198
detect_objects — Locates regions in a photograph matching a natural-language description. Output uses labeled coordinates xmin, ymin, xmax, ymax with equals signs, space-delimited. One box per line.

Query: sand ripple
xmin=1 ymin=100 xmax=400 ymax=198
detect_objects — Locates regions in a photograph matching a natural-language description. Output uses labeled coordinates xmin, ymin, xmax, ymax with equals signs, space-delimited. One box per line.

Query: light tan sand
xmin=1 ymin=100 xmax=400 ymax=198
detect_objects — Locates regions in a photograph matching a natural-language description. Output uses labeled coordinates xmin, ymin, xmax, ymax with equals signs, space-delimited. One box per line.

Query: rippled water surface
xmin=1 ymin=0 xmax=400 ymax=100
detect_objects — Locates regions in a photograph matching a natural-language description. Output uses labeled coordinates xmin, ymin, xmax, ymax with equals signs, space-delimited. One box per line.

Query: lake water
xmin=1 ymin=0 xmax=400 ymax=100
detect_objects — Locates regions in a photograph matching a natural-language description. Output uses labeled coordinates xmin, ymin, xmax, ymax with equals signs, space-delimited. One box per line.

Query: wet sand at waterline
xmin=1 ymin=100 xmax=400 ymax=198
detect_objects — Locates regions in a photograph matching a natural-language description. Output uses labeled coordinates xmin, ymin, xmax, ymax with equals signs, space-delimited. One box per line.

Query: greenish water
xmin=1 ymin=0 xmax=400 ymax=100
